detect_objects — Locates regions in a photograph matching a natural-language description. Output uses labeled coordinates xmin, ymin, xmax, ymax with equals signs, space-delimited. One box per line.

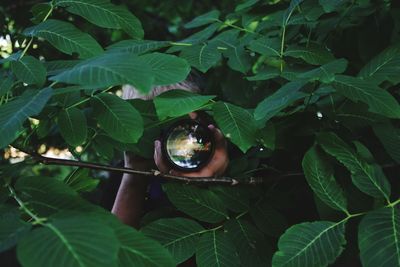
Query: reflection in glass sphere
xmin=164 ymin=121 xmax=214 ymax=170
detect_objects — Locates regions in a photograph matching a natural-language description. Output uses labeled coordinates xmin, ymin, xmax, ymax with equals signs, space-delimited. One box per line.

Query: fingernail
xmin=208 ymin=124 xmax=215 ymax=130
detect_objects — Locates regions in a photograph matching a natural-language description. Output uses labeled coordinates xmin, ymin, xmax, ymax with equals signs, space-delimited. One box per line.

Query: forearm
xmin=112 ymin=173 xmax=147 ymax=228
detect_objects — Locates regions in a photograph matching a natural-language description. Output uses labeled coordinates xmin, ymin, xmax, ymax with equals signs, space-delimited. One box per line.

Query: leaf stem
xmin=65 ymin=86 xmax=113 ymax=110
xmin=388 ymin=198 xmax=400 ymax=207
xmin=169 ymin=42 xmax=193 ymax=47
xmin=19 ymin=5 xmax=53 ymax=59
xmin=8 ymin=185 xmax=47 ymax=225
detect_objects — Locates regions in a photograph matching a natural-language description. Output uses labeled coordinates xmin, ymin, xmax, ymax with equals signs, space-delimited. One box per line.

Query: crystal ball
xmin=163 ymin=120 xmax=214 ymax=171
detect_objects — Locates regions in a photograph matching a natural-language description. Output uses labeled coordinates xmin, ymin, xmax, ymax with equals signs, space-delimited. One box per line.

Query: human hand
xmin=154 ymin=114 xmax=229 ymax=177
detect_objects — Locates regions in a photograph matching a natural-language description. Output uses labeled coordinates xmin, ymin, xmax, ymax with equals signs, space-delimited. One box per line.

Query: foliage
xmin=0 ymin=0 xmax=400 ymax=266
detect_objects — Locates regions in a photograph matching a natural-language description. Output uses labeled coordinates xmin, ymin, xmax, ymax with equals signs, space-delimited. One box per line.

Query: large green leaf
xmin=254 ymin=81 xmax=306 ymax=122
xmin=180 ymin=43 xmax=221 ymax=73
xmin=169 ymin=23 xmax=220 ymax=53
xmin=92 ymin=93 xmax=143 ymax=143
xmin=196 ymin=230 xmax=240 ymax=267
xmin=0 ymin=74 xmax=14 ymax=97
xmin=247 ymin=37 xmax=281 ymax=57
xmin=284 ymin=44 xmax=334 ymax=65
xmin=154 ymin=89 xmax=215 ymax=120
xmin=302 ymin=146 xmax=348 ymax=213
xmin=250 ymin=198 xmax=287 ymax=237
xmin=210 ymin=186 xmax=250 ymax=213
xmin=64 ymin=168 xmax=99 ymax=193
xmin=317 ymin=132 xmax=391 ymax=200
xmin=358 ymin=45 xmax=400 ymax=84
xmin=24 ymin=19 xmax=103 ymax=59
xmin=17 ymin=214 xmax=119 ymax=267
xmin=213 ymin=30 xmax=251 ymax=73
xmin=54 ymin=0 xmax=143 ymax=39
xmin=0 ymin=88 xmax=52 ymax=149
xmin=141 ymin=218 xmax=205 ymax=264
xmin=224 ymin=219 xmax=271 ymax=267
xmin=272 ymin=220 xmax=346 ymax=267
xmin=213 ymin=101 xmax=257 ymax=152
xmin=15 ymin=176 xmax=96 ymax=216
xmin=359 ymin=206 xmax=400 ymax=267
xmin=319 ymin=0 xmax=345 ymax=12
xmin=58 ymin=107 xmax=87 ymax=147
xmin=10 ymin=56 xmax=47 ymax=86
xmin=107 ymin=40 xmax=170 ymax=54
xmin=163 ymin=183 xmax=228 ymax=223
xmin=139 ymin=53 xmax=190 ymax=86
xmin=0 ymin=205 xmax=31 ymax=253
xmin=51 ymin=53 xmax=154 ymax=93
xmin=45 ymin=60 xmax=81 ymax=76
xmin=296 ymin=59 xmax=348 ymax=83
xmin=115 ymin=223 xmax=175 ymax=267
xmin=373 ymin=123 xmax=400 ymax=163
xmin=184 ymin=10 xmax=220 ymax=29
xmin=332 ymin=75 xmax=400 ymax=119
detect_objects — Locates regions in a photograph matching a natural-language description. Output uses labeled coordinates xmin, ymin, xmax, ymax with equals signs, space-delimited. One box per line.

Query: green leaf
xmin=285 ymin=44 xmax=335 ymax=65
xmin=140 ymin=53 xmax=190 ymax=86
xmin=373 ymin=123 xmax=400 ymax=163
xmin=185 ymin=10 xmax=220 ymax=29
xmin=51 ymin=53 xmax=154 ymax=93
xmin=92 ymin=93 xmax=143 ymax=143
xmin=17 ymin=214 xmax=119 ymax=267
xmin=180 ymin=43 xmax=221 ymax=73
xmin=115 ymin=223 xmax=175 ymax=267
xmin=358 ymin=45 xmax=400 ymax=84
xmin=358 ymin=206 xmax=400 ymax=267
xmin=45 ymin=60 xmax=81 ymax=76
xmin=246 ymin=68 xmax=280 ymax=81
xmin=24 ymin=19 xmax=103 ymax=59
xmin=30 ymin=3 xmax=52 ymax=24
xmin=10 ymin=56 xmax=46 ymax=86
xmin=296 ymin=58 xmax=348 ymax=83
xmin=250 ymin=198 xmax=287 ymax=237
xmin=224 ymin=219 xmax=270 ymax=267
xmin=163 ymin=183 xmax=228 ymax=223
xmin=154 ymin=89 xmax=215 ymax=120
xmin=235 ymin=0 xmax=260 ymax=12
xmin=210 ymin=186 xmax=250 ymax=213
xmin=213 ymin=101 xmax=257 ymax=152
xmin=16 ymin=176 xmax=77 ymax=196
xmin=319 ymin=0 xmax=346 ymax=12
xmin=0 ymin=205 xmax=31 ymax=252
xmin=54 ymin=0 xmax=143 ymax=39
xmin=196 ymin=230 xmax=240 ymax=267
xmin=213 ymin=31 xmax=251 ymax=73
xmin=283 ymin=0 xmax=305 ymax=26
xmin=0 ymin=88 xmax=53 ymax=149
xmin=141 ymin=218 xmax=205 ymax=265
xmin=64 ymin=169 xmax=99 ymax=193
xmin=272 ymin=220 xmax=346 ymax=267
xmin=332 ymin=75 xmax=400 ymax=119
xmin=247 ymin=37 xmax=281 ymax=57
xmin=58 ymin=107 xmax=87 ymax=147
xmin=15 ymin=177 xmax=96 ymax=216
xmin=0 ymin=74 xmax=14 ymax=97
xmin=254 ymin=81 xmax=306 ymax=122
xmin=107 ymin=40 xmax=170 ymax=54
xmin=317 ymin=132 xmax=391 ymax=200
xmin=302 ymin=146 xmax=348 ymax=213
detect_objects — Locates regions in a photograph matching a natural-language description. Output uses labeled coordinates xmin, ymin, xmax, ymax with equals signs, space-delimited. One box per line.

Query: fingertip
xmin=189 ymin=112 xmax=198 ymax=120
xmin=208 ymin=124 xmax=216 ymax=131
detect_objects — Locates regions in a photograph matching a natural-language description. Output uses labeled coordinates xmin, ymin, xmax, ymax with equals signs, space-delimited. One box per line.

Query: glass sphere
xmin=163 ymin=120 xmax=214 ymax=170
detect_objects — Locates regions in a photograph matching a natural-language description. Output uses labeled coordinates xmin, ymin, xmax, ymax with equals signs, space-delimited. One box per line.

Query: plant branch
xmin=18 ymin=149 xmax=268 ymax=185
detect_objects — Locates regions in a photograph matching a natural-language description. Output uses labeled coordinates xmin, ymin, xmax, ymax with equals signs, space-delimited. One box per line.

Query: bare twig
xmin=17 ymin=148 xmax=271 ymax=185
